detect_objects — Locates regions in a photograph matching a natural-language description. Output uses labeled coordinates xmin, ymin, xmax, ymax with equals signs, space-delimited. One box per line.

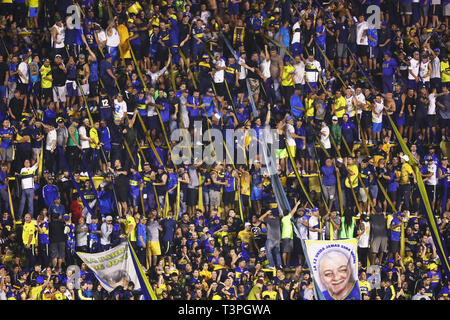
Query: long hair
xmin=343 ymin=209 xmax=354 ymax=228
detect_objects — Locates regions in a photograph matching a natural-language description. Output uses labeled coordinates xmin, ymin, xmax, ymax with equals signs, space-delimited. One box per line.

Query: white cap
xmin=401 ymin=155 xmax=409 ymax=162
xmin=105 ymin=215 xmax=113 ymax=221
xmin=245 ymin=222 xmax=251 ymax=227
xmin=336 ymin=157 xmax=343 ymax=163
xmin=332 ymin=116 xmax=338 ymax=121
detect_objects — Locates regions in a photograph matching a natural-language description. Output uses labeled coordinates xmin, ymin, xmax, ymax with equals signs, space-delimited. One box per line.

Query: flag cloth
xmin=301 ymin=239 xmax=361 ymax=300
xmin=77 ymin=241 xmax=157 ymax=300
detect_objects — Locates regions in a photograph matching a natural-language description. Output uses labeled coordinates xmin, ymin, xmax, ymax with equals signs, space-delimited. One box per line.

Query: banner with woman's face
xmin=302 ymin=239 xmax=361 ymax=300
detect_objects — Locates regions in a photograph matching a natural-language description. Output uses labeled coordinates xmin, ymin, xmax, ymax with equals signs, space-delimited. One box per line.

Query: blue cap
xmin=157 ymin=165 xmax=164 ymax=170
xmin=434 ymin=48 xmax=440 ymax=52
xmin=286 ymin=116 xmax=293 ymax=121
xmin=214 ymin=216 xmax=220 ymax=220
xmin=381 ymin=21 xmax=387 ymax=26
xmin=36 ymin=276 xmax=44 ymax=284
xmin=63 ymin=214 xmax=70 ymax=221
xmin=387 ymin=259 xmax=395 ymax=264
xmin=283 ymin=55 xmax=291 ymax=62
xmin=385 ymin=51 xmax=392 ymax=57
xmin=312 ymin=207 xmax=319 ymax=211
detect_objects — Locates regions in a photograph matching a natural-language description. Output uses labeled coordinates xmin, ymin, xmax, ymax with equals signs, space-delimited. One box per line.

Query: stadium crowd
xmin=0 ymin=0 xmax=449 ymax=300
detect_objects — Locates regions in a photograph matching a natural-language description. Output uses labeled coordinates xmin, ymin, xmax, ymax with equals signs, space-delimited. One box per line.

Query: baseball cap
xmin=401 ymin=155 xmax=409 ymax=162
xmin=332 ymin=116 xmax=338 ymax=121
xmin=426 ymin=155 xmax=434 ymax=161
xmin=245 ymin=222 xmax=251 ymax=227
xmin=99 ymin=182 xmax=106 ymax=188
xmin=286 ymin=116 xmax=293 ymax=122
xmin=106 ymin=215 xmax=113 ymax=221
xmin=55 ymin=54 xmax=62 ymax=59
xmin=336 ymin=157 xmax=343 ymax=163
xmin=413 ymin=51 xmax=420 ymax=56
xmin=79 ymin=53 xmax=85 ymax=59
xmin=63 ymin=214 xmax=70 ymax=221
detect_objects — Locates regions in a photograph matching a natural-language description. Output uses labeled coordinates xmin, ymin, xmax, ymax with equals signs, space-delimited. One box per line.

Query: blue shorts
xmin=29 ymin=7 xmax=38 ymax=18
xmin=372 ymin=122 xmax=382 ymax=133
xmin=107 ymin=46 xmax=119 ymax=62
xmin=0 ymin=85 xmax=6 ymax=98
xmin=251 ymin=186 xmax=262 ymax=201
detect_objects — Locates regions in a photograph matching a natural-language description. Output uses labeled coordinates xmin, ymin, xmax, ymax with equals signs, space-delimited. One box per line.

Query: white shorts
xmin=53 ymin=86 xmax=67 ymax=102
xmin=78 ymin=83 xmax=90 ymax=96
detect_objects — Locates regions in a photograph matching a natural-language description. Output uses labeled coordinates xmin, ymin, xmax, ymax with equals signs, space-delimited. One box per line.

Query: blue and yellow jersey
xmin=38 ymin=221 xmax=49 ymax=245
xmin=65 ymin=223 xmax=76 ymax=252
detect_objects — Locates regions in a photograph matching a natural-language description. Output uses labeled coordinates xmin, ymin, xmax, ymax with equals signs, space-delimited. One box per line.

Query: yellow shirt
xmin=334 ymin=96 xmax=347 ymax=118
xmin=262 ymin=290 xmax=277 ymax=300
xmin=53 ymin=292 xmax=67 ymax=300
xmin=281 ymin=64 xmax=295 ymax=87
xmin=22 ymin=220 xmax=37 ymax=246
xmin=29 ymin=285 xmax=43 ymax=300
xmin=40 ymin=65 xmax=52 ymax=89
xmin=400 ymin=163 xmax=414 ymax=185
xmin=441 ymin=61 xmax=450 ymax=83
xmin=28 ymin=0 xmax=39 ymax=7
xmin=125 ymin=216 xmax=137 ymax=241
xmin=240 ymin=173 xmax=250 ymax=196
xmin=237 ymin=230 xmax=255 ymax=252
xmin=305 ymin=98 xmax=314 ymax=117
xmin=117 ymin=24 xmax=131 ymax=59
xmin=345 ymin=164 xmax=359 ymax=188
xmin=89 ymin=128 xmax=99 ymax=149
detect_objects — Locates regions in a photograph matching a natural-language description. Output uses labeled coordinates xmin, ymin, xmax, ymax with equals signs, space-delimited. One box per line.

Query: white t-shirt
xmin=355 ymin=93 xmax=366 ymax=115
xmin=78 ymin=126 xmax=90 ymax=149
xmin=292 ymin=22 xmax=301 ymax=44
xmin=431 ymin=57 xmax=440 ymax=79
xmin=345 ymin=95 xmax=355 ymax=117
xmin=428 ymin=93 xmax=436 ymax=115
xmin=45 ymin=129 xmax=57 ymax=151
xmin=427 ymin=163 xmax=437 ymax=185
xmin=97 ymin=29 xmax=106 ymax=45
xmin=114 ymin=99 xmax=127 ymax=120
xmin=408 ymin=58 xmax=420 ymax=80
xmin=18 ymin=62 xmax=29 ymax=84
xmin=260 ymin=59 xmax=271 ymax=79
xmin=372 ymin=101 xmax=384 ymax=123
xmin=213 ymin=58 xmax=225 ymax=83
xmin=320 ymin=126 xmax=331 ymax=149
xmin=285 ymin=123 xmax=296 ymax=147
xmin=419 ymin=61 xmax=430 ymax=80
xmin=356 ymin=21 xmax=368 ymax=45
xmin=308 ymin=215 xmax=319 ymax=240
xmin=358 ymin=221 xmax=370 ymax=248
xmin=238 ymin=57 xmax=247 ymax=80
xmin=106 ymin=28 xmax=120 ymax=47
xmin=20 ymin=163 xmax=39 ymax=190
xmin=293 ymin=61 xmax=305 ymax=85
xmin=52 ymin=23 xmax=65 ymax=48
xmin=201 ymin=10 xmax=211 ymax=24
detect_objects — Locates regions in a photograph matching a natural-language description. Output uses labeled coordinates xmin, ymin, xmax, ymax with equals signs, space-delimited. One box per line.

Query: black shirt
xmin=8 ymin=97 xmax=24 ymax=120
xmin=49 ymin=219 xmax=66 ymax=243
xmin=52 ymin=63 xmax=67 ymax=87
xmin=247 ymin=60 xmax=259 ymax=80
xmin=0 ymin=62 xmax=8 ymax=83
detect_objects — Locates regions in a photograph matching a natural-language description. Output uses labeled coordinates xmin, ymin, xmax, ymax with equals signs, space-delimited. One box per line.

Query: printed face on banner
xmin=304 ymin=239 xmax=361 ymax=300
